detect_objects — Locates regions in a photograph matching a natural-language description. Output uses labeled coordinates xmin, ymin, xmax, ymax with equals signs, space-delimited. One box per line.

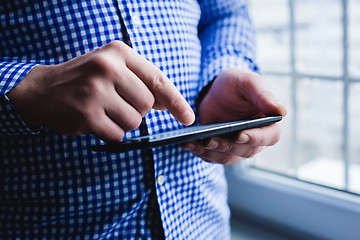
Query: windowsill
xmin=225 ymin=163 xmax=360 ymax=240
xmin=230 ymin=209 xmax=308 ymax=240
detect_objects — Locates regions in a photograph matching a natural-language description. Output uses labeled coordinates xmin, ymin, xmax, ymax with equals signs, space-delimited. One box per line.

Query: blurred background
xmin=229 ymin=0 xmax=360 ymax=239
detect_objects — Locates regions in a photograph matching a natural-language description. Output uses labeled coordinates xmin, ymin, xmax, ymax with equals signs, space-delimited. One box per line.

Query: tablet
xmin=91 ymin=115 xmax=282 ymax=153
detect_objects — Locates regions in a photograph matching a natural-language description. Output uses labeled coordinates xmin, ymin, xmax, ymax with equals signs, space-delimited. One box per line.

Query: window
xmin=249 ymin=0 xmax=360 ymax=194
xmin=227 ymin=1 xmax=360 ymax=239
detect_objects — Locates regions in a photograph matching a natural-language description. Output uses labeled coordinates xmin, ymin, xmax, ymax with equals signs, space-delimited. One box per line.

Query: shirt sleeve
xmin=197 ymin=0 xmax=259 ymax=92
xmin=0 ymin=61 xmax=39 ymax=135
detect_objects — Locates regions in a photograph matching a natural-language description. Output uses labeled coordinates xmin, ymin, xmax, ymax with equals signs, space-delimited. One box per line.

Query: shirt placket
xmin=113 ymin=0 xmax=166 ymax=238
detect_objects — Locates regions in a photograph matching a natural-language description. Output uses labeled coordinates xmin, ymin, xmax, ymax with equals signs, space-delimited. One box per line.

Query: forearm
xmin=197 ymin=0 xmax=258 ymax=91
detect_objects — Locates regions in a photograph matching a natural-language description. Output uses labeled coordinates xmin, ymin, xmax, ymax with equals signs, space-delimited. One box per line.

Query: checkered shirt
xmin=0 ymin=0 xmax=257 ymax=239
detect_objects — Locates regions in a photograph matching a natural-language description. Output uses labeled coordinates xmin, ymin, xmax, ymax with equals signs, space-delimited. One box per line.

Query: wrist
xmin=196 ymin=78 xmax=215 ymax=116
xmin=198 ymin=87 xmax=223 ymax=125
xmin=6 ymin=65 xmax=49 ymax=127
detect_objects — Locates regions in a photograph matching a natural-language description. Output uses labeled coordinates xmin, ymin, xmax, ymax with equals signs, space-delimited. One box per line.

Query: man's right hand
xmin=7 ymin=41 xmax=195 ymax=142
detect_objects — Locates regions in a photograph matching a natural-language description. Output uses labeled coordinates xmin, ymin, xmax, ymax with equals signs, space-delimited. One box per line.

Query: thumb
xmin=242 ymin=74 xmax=288 ymax=117
xmin=254 ymin=90 xmax=287 ymax=116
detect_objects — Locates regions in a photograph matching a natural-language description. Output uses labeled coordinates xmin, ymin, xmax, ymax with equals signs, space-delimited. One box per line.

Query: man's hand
xmin=7 ymin=41 xmax=195 ymax=142
xmin=182 ymin=68 xmax=287 ymax=165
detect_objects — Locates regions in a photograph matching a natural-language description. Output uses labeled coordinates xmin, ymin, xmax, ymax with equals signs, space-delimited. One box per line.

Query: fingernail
xmin=205 ymin=139 xmax=218 ymax=149
xmin=182 ymin=142 xmax=196 ymax=151
xmin=184 ymin=109 xmax=195 ymax=125
xmin=237 ymin=134 xmax=250 ymax=144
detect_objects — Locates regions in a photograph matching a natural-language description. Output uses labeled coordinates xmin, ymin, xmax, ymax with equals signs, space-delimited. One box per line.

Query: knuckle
xmin=245 ymin=147 xmax=259 ymax=159
xmin=247 ymin=133 xmax=258 ymax=145
xmin=118 ymin=130 xmax=125 ymax=139
xmin=99 ymin=130 xmax=125 ymax=143
xmin=96 ymin=41 xmax=128 ymax=66
xmin=150 ymin=71 xmax=167 ymax=91
xmin=83 ymin=106 xmax=102 ymax=126
xmin=87 ymin=54 xmax=112 ymax=74
xmin=218 ymin=141 xmax=233 ymax=153
xmin=235 ymin=71 xmax=261 ymax=90
xmin=114 ymin=130 xmax=125 ymax=141
xmin=105 ymin=40 xmax=127 ymax=52
xmin=139 ymin=94 xmax=155 ymax=115
xmin=204 ymin=138 xmax=216 ymax=149
xmin=79 ymin=81 xmax=104 ymax=103
xmin=123 ymin=113 xmax=142 ymax=131
xmin=106 ymin=128 xmax=125 ymax=142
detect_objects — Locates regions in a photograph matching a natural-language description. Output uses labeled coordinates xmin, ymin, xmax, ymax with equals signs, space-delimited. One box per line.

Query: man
xmin=0 ymin=0 xmax=286 ymax=239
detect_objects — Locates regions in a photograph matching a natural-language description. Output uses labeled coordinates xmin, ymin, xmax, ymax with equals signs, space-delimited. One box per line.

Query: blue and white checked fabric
xmin=0 ymin=1 xmax=257 ymax=239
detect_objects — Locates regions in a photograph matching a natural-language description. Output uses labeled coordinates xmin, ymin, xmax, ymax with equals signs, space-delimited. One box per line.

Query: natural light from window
xmin=247 ymin=0 xmax=360 ymax=194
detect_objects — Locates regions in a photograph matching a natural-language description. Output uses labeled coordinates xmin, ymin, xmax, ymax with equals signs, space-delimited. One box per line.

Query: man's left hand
xmin=182 ymin=68 xmax=287 ymax=165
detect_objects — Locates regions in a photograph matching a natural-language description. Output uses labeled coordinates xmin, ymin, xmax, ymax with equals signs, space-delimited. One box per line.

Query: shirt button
xmin=132 ymin=14 xmax=141 ymax=27
xmin=157 ymin=175 xmax=165 ymax=186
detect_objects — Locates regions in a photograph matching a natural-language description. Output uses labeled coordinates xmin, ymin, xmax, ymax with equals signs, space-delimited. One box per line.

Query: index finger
xmin=119 ymin=43 xmax=195 ymax=125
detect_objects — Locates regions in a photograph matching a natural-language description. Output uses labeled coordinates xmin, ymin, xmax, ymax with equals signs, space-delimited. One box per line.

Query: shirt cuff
xmin=198 ymin=54 xmax=259 ymax=94
xmin=0 ymin=61 xmax=37 ymax=95
xmin=0 ymin=94 xmax=41 ymax=136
